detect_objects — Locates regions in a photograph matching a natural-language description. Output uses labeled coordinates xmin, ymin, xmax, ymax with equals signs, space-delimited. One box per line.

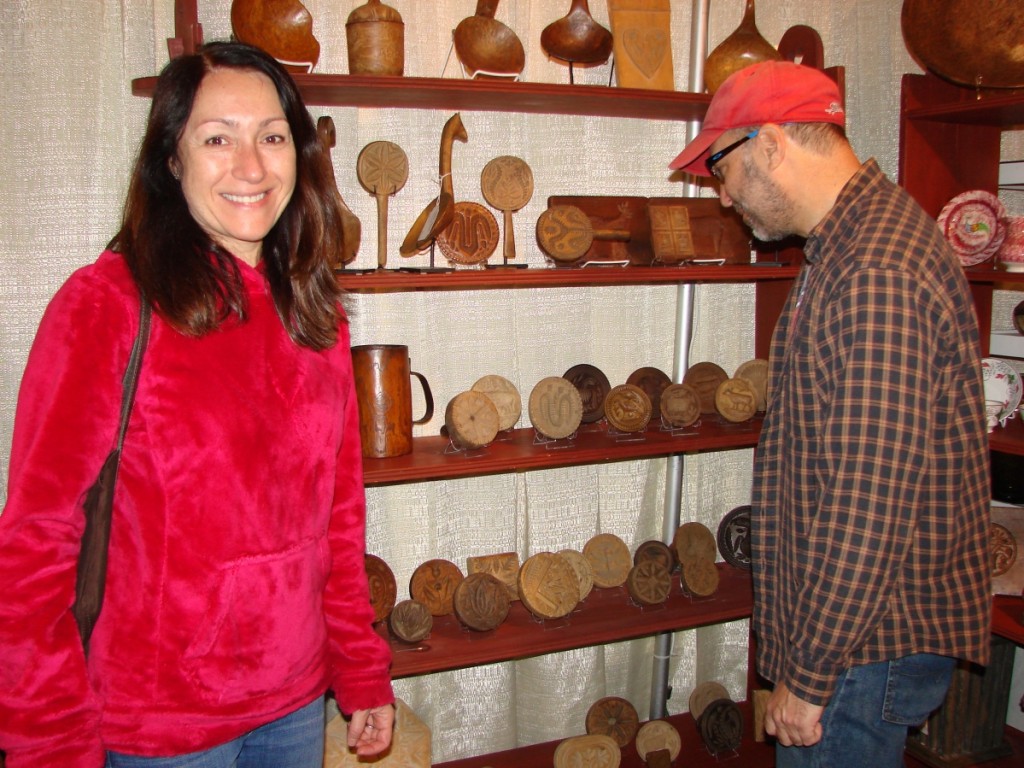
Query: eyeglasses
xmin=706 ymin=129 xmax=759 ymax=181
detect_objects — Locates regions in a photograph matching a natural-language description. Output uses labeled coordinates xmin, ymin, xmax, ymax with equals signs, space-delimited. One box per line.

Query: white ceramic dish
xmin=982 ymin=357 xmax=1022 ymax=430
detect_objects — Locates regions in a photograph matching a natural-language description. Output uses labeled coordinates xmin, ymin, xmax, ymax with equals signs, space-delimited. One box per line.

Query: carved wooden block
xmin=365 ymin=553 xmax=397 ymax=623
xmin=627 ymin=560 xmax=672 ymax=606
xmin=558 ymin=548 xmax=595 ymax=601
xmin=635 ymin=720 xmax=681 ymax=763
xmin=466 ymin=552 xmax=521 ymax=600
xmin=529 ymin=376 xmax=584 ymax=439
xmin=683 ymin=361 xmax=729 ymax=414
xmin=389 ymin=599 xmax=433 ymax=644
xmin=672 ymin=521 xmax=717 ymax=567
xmin=553 ymin=733 xmax=621 ymax=768
xmin=715 ymin=377 xmax=758 ymax=423
xmin=603 ymin=384 xmax=652 ymax=433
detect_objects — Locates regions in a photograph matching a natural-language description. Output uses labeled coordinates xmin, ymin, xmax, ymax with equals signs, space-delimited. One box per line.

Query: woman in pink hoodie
xmin=0 ymin=41 xmax=393 ymax=767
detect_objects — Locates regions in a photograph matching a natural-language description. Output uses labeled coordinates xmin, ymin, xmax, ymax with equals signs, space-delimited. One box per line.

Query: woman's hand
xmin=347 ymin=703 xmax=396 ymax=757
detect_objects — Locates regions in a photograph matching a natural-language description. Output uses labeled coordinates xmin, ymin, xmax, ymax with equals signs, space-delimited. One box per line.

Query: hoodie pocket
xmin=181 ymin=537 xmax=328 ymax=705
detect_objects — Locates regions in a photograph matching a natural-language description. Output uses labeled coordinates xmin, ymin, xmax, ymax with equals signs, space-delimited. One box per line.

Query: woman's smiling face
xmin=174 ymin=67 xmax=296 ymax=266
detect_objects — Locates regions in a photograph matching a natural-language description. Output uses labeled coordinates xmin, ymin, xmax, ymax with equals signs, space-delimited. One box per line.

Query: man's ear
xmin=757 ymin=124 xmax=787 ymax=172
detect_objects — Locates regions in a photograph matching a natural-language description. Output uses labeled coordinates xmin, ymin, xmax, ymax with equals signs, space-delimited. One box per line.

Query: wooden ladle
xmin=400 ymin=113 xmax=469 ymax=257
xmin=536 ymin=204 xmax=630 ymax=264
xmin=316 ymin=116 xmax=361 ymax=266
xmin=480 ymin=155 xmax=533 ymax=261
xmin=540 ymin=0 xmax=613 ymax=66
xmin=357 ymin=141 xmax=409 ymax=269
xmin=453 ymin=0 xmax=525 ymax=78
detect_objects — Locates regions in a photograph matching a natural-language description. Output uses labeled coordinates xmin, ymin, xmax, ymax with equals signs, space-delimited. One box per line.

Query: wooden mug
xmin=352 ymin=345 xmax=433 ymax=458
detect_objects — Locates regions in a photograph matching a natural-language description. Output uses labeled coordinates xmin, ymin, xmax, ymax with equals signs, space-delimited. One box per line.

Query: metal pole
xmin=649 ymin=0 xmax=710 ymax=720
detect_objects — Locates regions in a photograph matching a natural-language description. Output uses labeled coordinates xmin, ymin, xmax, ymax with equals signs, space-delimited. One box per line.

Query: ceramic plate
xmin=937 ymin=190 xmax=1007 ymax=266
xmin=982 ymin=357 xmax=1022 ymax=428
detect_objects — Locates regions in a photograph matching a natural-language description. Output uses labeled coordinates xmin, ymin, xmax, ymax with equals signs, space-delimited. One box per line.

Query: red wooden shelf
xmin=133 ymin=73 xmax=714 ymax=122
xmin=990 ymin=417 xmax=1024 ymax=458
xmin=338 ymin=263 xmax=800 ymax=293
xmin=362 ymin=416 xmax=763 ymax=486
xmin=382 ymin=565 xmax=752 ymax=679
xmin=903 ymin=87 xmax=1024 ymax=127
xmin=992 ymin=595 xmax=1024 ymax=645
xmin=436 ymin=702 xmax=772 ymax=768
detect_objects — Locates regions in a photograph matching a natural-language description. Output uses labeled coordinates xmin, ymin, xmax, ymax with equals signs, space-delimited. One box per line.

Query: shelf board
xmin=435 ymin=702 xmax=771 ymax=768
xmin=903 ymin=87 xmax=1024 ymax=126
xmin=132 ymin=73 xmax=713 ymax=121
xmin=992 ymin=595 xmax=1024 ymax=645
xmin=362 ymin=416 xmax=763 ymax=486
xmin=964 ymin=268 xmax=1024 ymax=286
xmin=339 ymin=263 xmax=800 ymax=292
xmin=990 ymin=416 xmax=1024 ymax=457
xmin=384 ymin=565 xmax=752 ymax=679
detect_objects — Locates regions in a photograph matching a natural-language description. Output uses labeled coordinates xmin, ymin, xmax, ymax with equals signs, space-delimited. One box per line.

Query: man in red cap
xmin=671 ymin=61 xmax=991 ymax=767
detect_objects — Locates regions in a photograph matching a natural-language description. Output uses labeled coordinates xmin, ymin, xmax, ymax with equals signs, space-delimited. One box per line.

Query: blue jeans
xmin=776 ymin=653 xmax=956 ymax=768
xmin=105 ymin=697 xmax=324 ymax=768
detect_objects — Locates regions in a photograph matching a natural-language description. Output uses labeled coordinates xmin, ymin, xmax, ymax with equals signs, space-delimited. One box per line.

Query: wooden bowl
xmin=453 ymin=3 xmax=525 ymax=78
xmin=902 ymin=0 xmax=1024 ymax=88
xmin=230 ymin=0 xmax=320 ymax=71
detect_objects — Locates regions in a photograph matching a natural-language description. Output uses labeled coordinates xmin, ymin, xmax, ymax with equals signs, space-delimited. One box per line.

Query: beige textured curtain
xmin=1 ymin=0 xmax=1021 ymax=762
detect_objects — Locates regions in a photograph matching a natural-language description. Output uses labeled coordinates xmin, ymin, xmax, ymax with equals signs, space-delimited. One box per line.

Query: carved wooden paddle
xmin=357 ymin=140 xmax=408 ymax=269
xmin=481 ymin=155 xmax=533 ymax=261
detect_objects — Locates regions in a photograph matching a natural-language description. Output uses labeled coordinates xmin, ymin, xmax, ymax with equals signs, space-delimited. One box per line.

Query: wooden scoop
xmin=453 ymin=0 xmax=525 ymax=78
xmin=357 ymin=141 xmax=408 ymax=269
xmin=480 ymin=155 xmax=533 ymax=261
xmin=536 ymin=204 xmax=630 ymax=264
xmin=540 ymin=0 xmax=613 ymax=65
xmin=400 ymin=113 xmax=469 ymax=257
xmin=316 ymin=116 xmax=361 ymax=266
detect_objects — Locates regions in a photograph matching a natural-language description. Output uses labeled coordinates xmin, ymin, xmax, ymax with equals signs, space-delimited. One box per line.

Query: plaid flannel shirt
xmin=751 ymin=160 xmax=992 ymax=706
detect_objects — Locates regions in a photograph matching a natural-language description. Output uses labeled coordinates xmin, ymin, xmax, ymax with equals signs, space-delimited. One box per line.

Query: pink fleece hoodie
xmin=0 ymin=250 xmax=393 ymax=766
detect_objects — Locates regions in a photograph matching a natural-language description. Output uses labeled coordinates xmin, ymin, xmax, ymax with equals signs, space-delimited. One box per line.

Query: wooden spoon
xmin=453 ymin=0 xmax=525 ymax=78
xmin=480 ymin=155 xmax=533 ymax=261
xmin=357 ymin=141 xmax=409 ymax=269
xmin=400 ymin=113 xmax=469 ymax=257
xmin=316 ymin=116 xmax=361 ymax=266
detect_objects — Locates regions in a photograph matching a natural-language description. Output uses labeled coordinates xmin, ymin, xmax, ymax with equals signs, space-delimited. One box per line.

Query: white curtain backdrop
xmin=1 ymin=0 xmax=1021 ymax=762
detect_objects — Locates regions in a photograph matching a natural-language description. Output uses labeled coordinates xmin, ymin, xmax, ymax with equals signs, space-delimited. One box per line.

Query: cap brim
xmin=667 ymin=127 xmax=723 ymax=176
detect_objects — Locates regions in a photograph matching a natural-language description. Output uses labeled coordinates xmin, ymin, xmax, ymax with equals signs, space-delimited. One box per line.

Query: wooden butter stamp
xmin=528 ymin=376 xmax=584 ymax=439
xmin=683 ymin=361 xmax=729 ymax=414
xmin=734 ymin=358 xmax=769 ymax=411
xmin=364 ymin=553 xmax=397 ymax=623
xmin=626 ymin=366 xmax=672 ymax=419
xmin=470 ymin=374 xmax=522 ymax=432
xmin=453 ymin=572 xmax=511 ymax=631
xmin=583 ymin=532 xmax=632 ymax=589
xmin=682 ymin=556 xmax=720 ymax=597
xmin=635 ymin=720 xmax=681 ymax=764
xmin=627 ymin=560 xmax=672 ymax=606
xmin=633 ymin=539 xmax=675 ymax=572
xmin=659 ymin=382 xmax=701 ymax=428
xmin=586 ymin=696 xmax=640 ymax=747
xmin=557 ymin=548 xmax=594 ymax=601
xmin=603 ymin=384 xmax=652 ymax=433
xmin=715 ymin=377 xmax=758 ymax=423
xmin=672 ymin=521 xmax=717 ymax=566
xmin=563 ymin=363 xmax=612 ymax=423
xmin=445 ymin=391 xmax=500 ymax=449
xmin=518 ymin=551 xmax=580 ymax=620
xmin=553 ymin=734 xmax=621 ymax=768
xmin=409 ymin=558 xmax=464 ymax=616
xmin=389 ymin=599 xmax=433 ymax=644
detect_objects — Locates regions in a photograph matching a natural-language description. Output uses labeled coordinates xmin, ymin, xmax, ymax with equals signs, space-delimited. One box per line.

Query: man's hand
xmin=764 ymin=682 xmax=824 ymax=747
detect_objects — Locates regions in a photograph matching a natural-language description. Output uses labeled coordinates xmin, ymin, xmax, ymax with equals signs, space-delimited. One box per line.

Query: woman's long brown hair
xmin=110 ymin=41 xmax=346 ymax=350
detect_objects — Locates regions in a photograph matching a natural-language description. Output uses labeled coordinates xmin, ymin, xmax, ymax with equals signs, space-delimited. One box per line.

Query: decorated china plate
xmin=982 ymin=357 xmax=1022 ymax=428
xmin=937 ymin=190 xmax=1007 ymax=267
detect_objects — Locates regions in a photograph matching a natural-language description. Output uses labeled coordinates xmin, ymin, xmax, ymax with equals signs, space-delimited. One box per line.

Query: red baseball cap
xmin=668 ymin=61 xmax=845 ymax=176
